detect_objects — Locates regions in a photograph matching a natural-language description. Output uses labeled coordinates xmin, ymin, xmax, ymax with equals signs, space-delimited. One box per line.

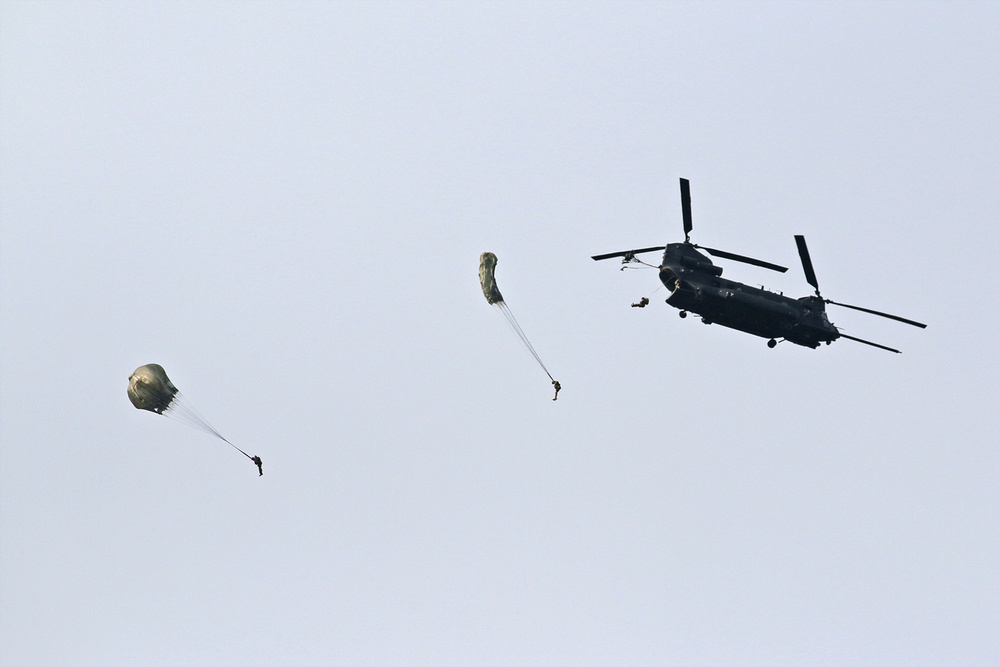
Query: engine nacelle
xmin=679 ymin=255 xmax=723 ymax=276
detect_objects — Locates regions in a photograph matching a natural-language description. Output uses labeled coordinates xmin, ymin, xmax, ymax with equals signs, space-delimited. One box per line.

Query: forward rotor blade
xmin=838 ymin=333 xmax=901 ymax=354
xmin=795 ymin=235 xmax=819 ymax=293
xmin=699 ymin=246 xmax=789 ymax=273
xmin=825 ymin=300 xmax=928 ymax=328
xmin=591 ymin=246 xmax=666 ymax=261
xmin=680 ymin=178 xmax=692 ymax=242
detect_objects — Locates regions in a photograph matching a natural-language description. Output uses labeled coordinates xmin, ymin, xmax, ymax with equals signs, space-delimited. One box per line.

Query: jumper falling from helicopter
xmin=592 ymin=178 xmax=926 ymax=352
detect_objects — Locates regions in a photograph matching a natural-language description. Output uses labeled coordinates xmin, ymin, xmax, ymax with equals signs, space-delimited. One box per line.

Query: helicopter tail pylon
xmin=794 ymin=234 xmax=927 ymax=352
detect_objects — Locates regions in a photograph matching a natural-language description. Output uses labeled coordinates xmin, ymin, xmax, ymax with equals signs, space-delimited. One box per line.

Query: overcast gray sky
xmin=2 ymin=2 xmax=998 ymax=665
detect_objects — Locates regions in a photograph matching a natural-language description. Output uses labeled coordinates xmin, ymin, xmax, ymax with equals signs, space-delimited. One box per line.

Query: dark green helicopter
xmin=593 ymin=178 xmax=926 ymax=352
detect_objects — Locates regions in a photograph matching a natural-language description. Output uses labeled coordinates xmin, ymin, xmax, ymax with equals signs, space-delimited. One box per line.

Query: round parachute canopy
xmin=128 ymin=363 xmax=178 ymax=414
xmin=127 ymin=363 xmax=260 ymax=471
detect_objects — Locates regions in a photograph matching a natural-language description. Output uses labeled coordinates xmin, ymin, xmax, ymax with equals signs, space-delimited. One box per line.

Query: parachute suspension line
xmin=163 ymin=393 xmax=254 ymax=460
xmin=620 ymin=257 xmax=660 ymax=271
xmin=494 ymin=301 xmax=554 ymax=382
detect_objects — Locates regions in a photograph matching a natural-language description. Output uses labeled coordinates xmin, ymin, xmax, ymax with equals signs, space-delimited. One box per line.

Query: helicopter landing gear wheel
xmin=679 ymin=311 xmax=687 ymax=318
xmin=767 ymin=338 xmax=777 ymax=348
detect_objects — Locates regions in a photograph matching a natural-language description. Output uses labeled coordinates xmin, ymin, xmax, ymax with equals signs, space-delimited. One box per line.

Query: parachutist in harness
xmin=480 ymin=252 xmax=562 ymax=405
xmin=128 ymin=364 xmax=265 ymax=477
xmin=631 ymin=297 xmax=649 ymax=308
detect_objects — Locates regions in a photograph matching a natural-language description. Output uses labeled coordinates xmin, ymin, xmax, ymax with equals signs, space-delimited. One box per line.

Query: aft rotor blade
xmin=698 ymin=246 xmax=789 ymax=273
xmin=680 ymin=178 xmax=692 ymax=241
xmin=795 ymin=235 xmax=819 ymax=293
xmin=591 ymin=246 xmax=666 ymax=261
xmin=825 ymin=299 xmax=928 ymax=328
xmin=838 ymin=333 xmax=901 ymax=354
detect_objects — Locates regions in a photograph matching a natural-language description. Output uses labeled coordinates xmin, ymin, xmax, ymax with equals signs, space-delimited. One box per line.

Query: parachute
xmin=479 ymin=251 xmax=504 ymax=305
xmin=479 ymin=252 xmax=561 ymax=400
xmin=128 ymin=364 xmax=263 ymax=475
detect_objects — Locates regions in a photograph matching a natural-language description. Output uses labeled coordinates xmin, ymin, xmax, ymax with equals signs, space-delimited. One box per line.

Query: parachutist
xmin=631 ymin=297 xmax=649 ymax=308
xmin=552 ymin=379 xmax=561 ymax=401
xmin=480 ymin=252 xmax=560 ymax=399
xmin=129 ymin=364 xmax=260 ymax=476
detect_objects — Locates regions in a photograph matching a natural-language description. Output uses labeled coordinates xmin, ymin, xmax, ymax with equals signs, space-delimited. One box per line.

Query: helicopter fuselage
xmin=593 ymin=178 xmax=925 ymax=352
xmin=658 ymin=243 xmax=838 ymax=348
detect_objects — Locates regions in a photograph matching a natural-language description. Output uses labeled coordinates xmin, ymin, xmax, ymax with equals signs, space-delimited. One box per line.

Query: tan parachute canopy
xmin=128 ymin=363 xmax=263 ymax=475
xmin=479 ymin=252 xmax=561 ymax=400
xmin=127 ymin=363 xmax=178 ymax=414
xmin=479 ymin=251 xmax=504 ymax=305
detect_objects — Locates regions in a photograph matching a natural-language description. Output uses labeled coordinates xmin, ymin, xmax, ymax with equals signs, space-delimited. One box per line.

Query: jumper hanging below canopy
xmin=127 ymin=363 xmax=263 ymax=475
xmin=479 ymin=252 xmax=561 ymax=401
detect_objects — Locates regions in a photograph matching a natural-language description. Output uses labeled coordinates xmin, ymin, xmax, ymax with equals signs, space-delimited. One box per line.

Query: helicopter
xmin=592 ymin=178 xmax=926 ymax=353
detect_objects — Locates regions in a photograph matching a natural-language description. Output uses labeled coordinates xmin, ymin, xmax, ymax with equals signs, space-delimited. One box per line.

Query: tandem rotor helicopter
xmin=593 ymin=178 xmax=926 ymax=353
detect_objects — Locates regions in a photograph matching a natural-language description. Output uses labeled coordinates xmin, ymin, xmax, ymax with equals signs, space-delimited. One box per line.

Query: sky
xmin=1 ymin=2 xmax=998 ymax=665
